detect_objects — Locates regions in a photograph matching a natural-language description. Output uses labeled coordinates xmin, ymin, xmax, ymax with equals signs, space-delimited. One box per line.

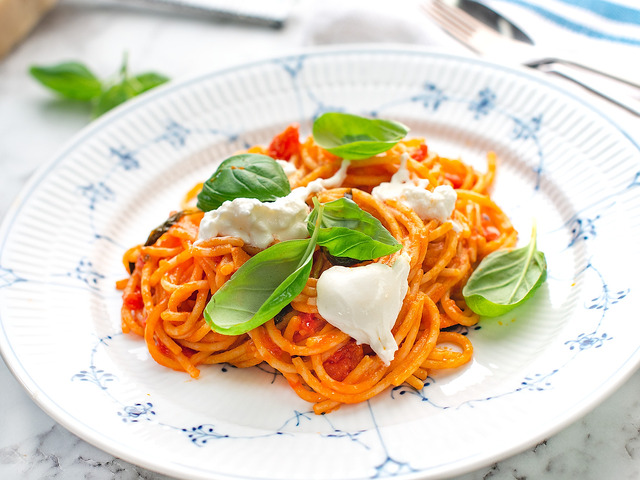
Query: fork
xmin=423 ymin=0 xmax=640 ymax=116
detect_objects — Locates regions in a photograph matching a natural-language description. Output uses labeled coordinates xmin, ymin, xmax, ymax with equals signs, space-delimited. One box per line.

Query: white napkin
xmin=476 ymin=0 xmax=640 ymax=83
xmin=301 ymin=0 xmax=457 ymax=48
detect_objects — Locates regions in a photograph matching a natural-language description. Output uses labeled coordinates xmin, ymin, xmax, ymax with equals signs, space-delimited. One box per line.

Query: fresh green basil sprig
xmin=312 ymin=112 xmax=409 ymax=160
xmin=462 ymin=223 xmax=547 ymax=317
xmin=203 ymin=197 xmax=403 ymax=335
xmin=308 ymin=197 xmax=401 ymax=261
xmin=29 ymin=53 xmax=169 ymax=118
xmin=196 ymin=154 xmax=291 ymax=212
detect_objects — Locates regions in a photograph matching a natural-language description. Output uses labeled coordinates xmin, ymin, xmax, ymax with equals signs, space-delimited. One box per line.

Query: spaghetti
xmin=118 ymin=123 xmax=516 ymax=414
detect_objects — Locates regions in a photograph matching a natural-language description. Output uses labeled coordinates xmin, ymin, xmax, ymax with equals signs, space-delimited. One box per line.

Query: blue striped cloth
xmin=481 ymin=0 xmax=640 ymax=45
xmin=477 ymin=0 xmax=640 ymax=81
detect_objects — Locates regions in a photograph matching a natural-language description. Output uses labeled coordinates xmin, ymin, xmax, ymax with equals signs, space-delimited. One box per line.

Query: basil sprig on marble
xmin=196 ymin=154 xmax=291 ymax=212
xmin=462 ymin=224 xmax=547 ymax=317
xmin=312 ymin=112 xmax=409 ymax=160
xmin=308 ymin=197 xmax=401 ymax=261
xmin=203 ymin=204 xmax=324 ymax=335
xmin=30 ymin=53 xmax=169 ymax=118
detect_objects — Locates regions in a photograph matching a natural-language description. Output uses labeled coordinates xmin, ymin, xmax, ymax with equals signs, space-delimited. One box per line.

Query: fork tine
xmin=424 ymin=0 xmax=488 ymax=36
xmin=423 ymin=1 xmax=472 ymax=37
xmin=422 ymin=1 xmax=480 ymax=52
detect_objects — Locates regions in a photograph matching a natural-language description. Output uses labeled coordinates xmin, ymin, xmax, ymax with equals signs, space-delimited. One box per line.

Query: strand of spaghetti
xmin=388 ymin=294 xmax=442 ymax=387
xmin=391 ymin=292 xmax=424 ymax=366
xmin=281 ymin=313 xmax=305 ymax=342
xmin=283 ymin=372 xmax=327 ymax=403
xmin=194 ymin=256 xmax=219 ymax=293
xmin=248 ymin=325 xmax=298 ymax=374
xmin=310 ymin=353 xmax=388 ymax=395
xmin=422 ymin=332 xmax=473 ymax=369
xmin=177 ymin=335 xmax=238 ymax=353
xmin=140 ymin=256 xmax=159 ymax=311
xmin=122 ymin=245 xmax=141 ymax=272
xmin=300 ymin=138 xmax=322 ymax=171
xmin=421 ymin=230 xmax=458 ymax=285
xmin=231 ymin=246 xmax=250 ymax=268
xmin=143 ymin=297 xmax=184 ymax=372
xmin=184 ymin=321 xmax=222 ymax=343
xmin=388 ymin=293 xmax=441 ymax=387
xmin=383 ymin=198 xmax=427 ymax=272
xmin=290 ymin=299 xmax=318 ymax=314
xmin=214 ymin=256 xmax=234 ymax=288
xmin=472 ymin=151 xmax=497 ymax=193
xmin=121 ymin=261 xmax=144 ymax=335
xmin=405 ymin=375 xmax=425 ymax=390
xmin=163 ymin=282 xmax=209 ymax=338
xmin=456 ymin=189 xmax=503 ymax=210
xmin=441 ymin=290 xmax=479 ymax=327
xmin=152 ymin=315 xmax=201 ymax=378
xmin=149 ymin=249 xmax=194 ymax=286
xmin=413 ymin=366 xmax=429 ymax=380
xmin=313 ymin=356 xmax=385 ymax=405
xmin=201 ymin=340 xmax=257 ymax=365
xmin=264 ymin=318 xmax=350 ymax=357
xmin=299 ymin=161 xmax=341 ymax=187
xmin=292 ymin=356 xmax=398 ymax=405
xmin=141 ymin=245 xmax=183 ymax=258
xmin=428 ymin=221 xmax=453 ymax=242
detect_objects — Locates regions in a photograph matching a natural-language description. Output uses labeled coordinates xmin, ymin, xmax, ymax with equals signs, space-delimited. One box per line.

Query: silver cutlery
xmin=423 ymin=0 xmax=640 ymax=116
xmin=74 ymin=0 xmax=293 ymax=28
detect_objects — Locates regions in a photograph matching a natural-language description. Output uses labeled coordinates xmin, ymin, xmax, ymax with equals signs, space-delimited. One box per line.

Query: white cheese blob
xmin=372 ymin=153 xmax=457 ymax=223
xmin=276 ymin=159 xmax=297 ymax=176
xmin=197 ymin=160 xmax=351 ymax=249
xmin=316 ymin=253 xmax=411 ymax=365
xmin=197 ymin=193 xmax=310 ymax=249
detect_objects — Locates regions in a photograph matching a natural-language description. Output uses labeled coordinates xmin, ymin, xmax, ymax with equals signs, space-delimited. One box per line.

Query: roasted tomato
xmin=410 ymin=144 xmax=429 ymax=162
xmin=123 ymin=285 xmax=144 ymax=310
xmin=267 ymin=124 xmax=300 ymax=161
xmin=293 ymin=313 xmax=326 ymax=343
xmin=323 ymin=340 xmax=364 ymax=382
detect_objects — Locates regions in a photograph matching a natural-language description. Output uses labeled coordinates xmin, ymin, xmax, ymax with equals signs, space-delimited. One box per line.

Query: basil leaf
xmin=203 ymin=239 xmax=313 ymax=335
xmin=462 ymin=224 xmax=547 ymax=317
xmin=29 ymin=62 xmax=102 ymax=101
xmin=92 ymin=80 xmax=138 ymax=117
xmin=128 ymin=72 xmax=170 ymax=94
xmin=91 ymin=73 xmax=170 ymax=117
xmin=197 ymin=154 xmax=291 ymax=212
xmin=203 ymin=204 xmax=324 ymax=335
xmin=312 ymin=112 xmax=409 ymax=160
xmin=308 ymin=197 xmax=401 ymax=261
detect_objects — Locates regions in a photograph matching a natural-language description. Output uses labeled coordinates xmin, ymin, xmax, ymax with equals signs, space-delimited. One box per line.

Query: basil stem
xmin=196 ymin=154 xmax=291 ymax=212
xmin=462 ymin=223 xmax=547 ymax=317
xmin=308 ymin=197 xmax=401 ymax=261
xmin=203 ymin=204 xmax=324 ymax=336
xmin=312 ymin=112 xmax=409 ymax=160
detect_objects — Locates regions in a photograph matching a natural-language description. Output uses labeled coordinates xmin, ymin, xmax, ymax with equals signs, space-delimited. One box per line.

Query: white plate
xmin=1 ymin=47 xmax=640 ymax=480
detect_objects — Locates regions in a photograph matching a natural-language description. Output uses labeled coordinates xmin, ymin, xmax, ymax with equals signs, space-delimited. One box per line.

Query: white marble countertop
xmin=1 ymin=1 xmax=640 ymax=479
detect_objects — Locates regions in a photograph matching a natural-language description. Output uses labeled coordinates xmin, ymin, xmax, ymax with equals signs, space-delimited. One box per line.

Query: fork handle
xmin=531 ymin=60 xmax=640 ymax=117
xmin=527 ymin=58 xmax=640 ymax=90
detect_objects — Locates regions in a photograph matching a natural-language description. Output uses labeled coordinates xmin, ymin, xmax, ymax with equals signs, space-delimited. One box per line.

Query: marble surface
xmin=1 ymin=1 xmax=640 ymax=479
